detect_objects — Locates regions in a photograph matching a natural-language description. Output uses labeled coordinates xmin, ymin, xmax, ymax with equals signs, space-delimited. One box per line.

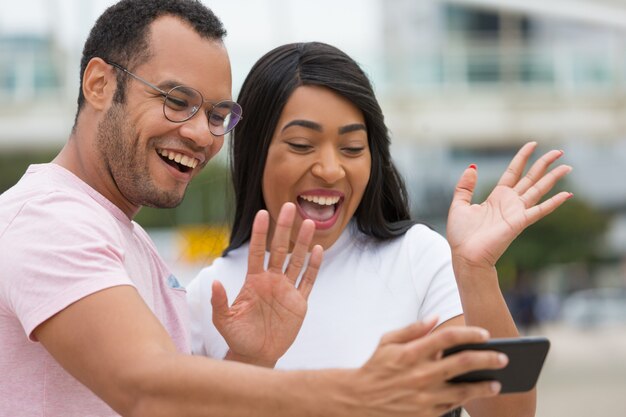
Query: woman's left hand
xmin=447 ymin=141 xmax=572 ymax=269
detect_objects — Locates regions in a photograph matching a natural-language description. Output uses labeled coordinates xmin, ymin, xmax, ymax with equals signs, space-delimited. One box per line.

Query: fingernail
xmin=468 ymin=164 xmax=477 ymax=170
xmin=490 ymin=381 xmax=502 ymax=393
xmin=567 ymin=192 xmax=574 ymax=200
xmin=498 ymin=353 xmax=509 ymax=365
xmin=479 ymin=329 xmax=490 ymax=339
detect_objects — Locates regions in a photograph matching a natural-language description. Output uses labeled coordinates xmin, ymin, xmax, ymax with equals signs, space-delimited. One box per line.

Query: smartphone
xmin=442 ymin=336 xmax=550 ymax=394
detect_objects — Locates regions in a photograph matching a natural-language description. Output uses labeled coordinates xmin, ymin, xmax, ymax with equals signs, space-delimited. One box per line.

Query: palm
xmin=214 ymin=269 xmax=309 ymax=362
xmin=211 ymin=203 xmax=322 ymax=366
xmin=447 ymin=143 xmax=572 ymax=268
xmin=448 ymin=185 xmax=531 ymax=266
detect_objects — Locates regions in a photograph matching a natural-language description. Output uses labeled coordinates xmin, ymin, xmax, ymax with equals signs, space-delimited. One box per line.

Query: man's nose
xmin=178 ymin=110 xmax=214 ymax=149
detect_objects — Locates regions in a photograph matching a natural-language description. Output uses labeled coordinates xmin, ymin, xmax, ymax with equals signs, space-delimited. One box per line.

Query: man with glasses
xmin=104 ymin=60 xmax=242 ymax=137
xmin=0 ymin=1 xmax=504 ymax=416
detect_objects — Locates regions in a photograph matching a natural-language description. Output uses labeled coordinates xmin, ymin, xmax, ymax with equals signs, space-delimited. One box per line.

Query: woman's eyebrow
xmin=338 ymin=123 xmax=366 ymax=134
xmin=282 ymin=120 xmax=367 ymax=134
xmin=282 ymin=119 xmax=323 ymax=132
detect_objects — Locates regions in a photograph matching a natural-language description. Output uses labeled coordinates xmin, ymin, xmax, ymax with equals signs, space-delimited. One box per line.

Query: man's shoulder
xmin=0 ymin=176 xmax=120 ymax=243
xmin=2 ymin=163 xmax=101 ymax=212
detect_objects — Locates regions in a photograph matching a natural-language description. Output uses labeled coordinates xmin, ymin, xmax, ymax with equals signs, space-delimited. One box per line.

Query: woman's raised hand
xmin=447 ymin=141 xmax=572 ymax=269
xmin=211 ymin=202 xmax=323 ymax=367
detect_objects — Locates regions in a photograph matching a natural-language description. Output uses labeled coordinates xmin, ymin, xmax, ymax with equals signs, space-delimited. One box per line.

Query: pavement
xmin=534 ymin=323 xmax=626 ymax=417
xmin=461 ymin=322 xmax=626 ymax=416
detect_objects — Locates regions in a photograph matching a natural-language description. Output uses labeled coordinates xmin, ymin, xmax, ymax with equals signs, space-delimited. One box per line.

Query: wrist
xmin=451 ymin=255 xmax=500 ymax=291
xmin=224 ymin=350 xmax=277 ymax=368
xmin=317 ymin=369 xmax=361 ymax=416
xmin=452 ymin=254 xmax=497 ymax=276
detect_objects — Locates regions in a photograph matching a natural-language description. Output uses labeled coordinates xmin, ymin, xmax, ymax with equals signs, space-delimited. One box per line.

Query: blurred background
xmin=1 ymin=0 xmax=625 ymax=414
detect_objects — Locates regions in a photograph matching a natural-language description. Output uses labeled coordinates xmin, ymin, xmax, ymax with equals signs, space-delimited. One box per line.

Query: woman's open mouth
xmin=296 ymin=193 xmax=343 ymax=229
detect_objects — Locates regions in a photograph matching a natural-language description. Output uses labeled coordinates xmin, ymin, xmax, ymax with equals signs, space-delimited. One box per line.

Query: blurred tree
xmin=0 ymin=149 xmax=60 ymax=193
xmin=0 ymin=149 xmax=231 ymax=228
xmin=497 ymin=196 xmax=610 ymax=289
xmin=134 ymin=160 xmax=232 ymax=228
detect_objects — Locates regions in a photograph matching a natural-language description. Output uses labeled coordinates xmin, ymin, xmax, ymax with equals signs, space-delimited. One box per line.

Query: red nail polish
xmin=469 ymin=164 xmax=477 ymax=170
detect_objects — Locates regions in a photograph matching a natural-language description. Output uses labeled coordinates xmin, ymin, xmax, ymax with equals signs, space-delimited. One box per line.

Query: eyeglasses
xmin=105 ymin=60 xmax=242 ymax=136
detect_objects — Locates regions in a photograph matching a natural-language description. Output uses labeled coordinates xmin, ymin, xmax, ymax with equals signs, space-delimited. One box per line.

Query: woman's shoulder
xmin=357 ymin=223 xmax=450 ymax=259
xmin=402 ymin=223 xmax=452 ymax=259
xmin=404 ymin=223 xmax=446 ymax=241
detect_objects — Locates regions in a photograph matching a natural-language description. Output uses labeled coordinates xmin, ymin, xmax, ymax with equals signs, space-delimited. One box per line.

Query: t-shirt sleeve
xmin=0 ymin=192 xmax=135 ymax=340
xmin=408 ymin=225 xmax=463 ymax=325
xmin=187 ymin=263 xmax=229 ymax=359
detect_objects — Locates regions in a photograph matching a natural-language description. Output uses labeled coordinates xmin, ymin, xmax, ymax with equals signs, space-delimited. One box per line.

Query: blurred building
xmin=0 ymin=33 xmax=76 ymax=151
xmin=377 ymin=0 xmax=626 ymax=260
xmin=2 ymin=0 xmax=626 ymax=280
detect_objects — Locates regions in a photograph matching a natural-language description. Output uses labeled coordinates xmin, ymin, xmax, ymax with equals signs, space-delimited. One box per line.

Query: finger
xmin=431 ymin=349 xmax=508 ymax=386
xmin=284 ymin=219 xmax=316 ymax=284
xmin=432 ymin=381 xmax=501 ymax=414
xmin=210 ymin=280 xmax=230 ymax=318
xmin=450 ymin=165 xmax=478 ymax=210
xmin=520 ymin=164 xmax=572 ymax=207
xmin=514 ymin=149 xmax=564 ymax=195
xmin=267 ymin=202 xmax=296 ymax=273
xmin=247 ymin=210 xmax=270 ymax=275
xmin=403 ymin=326 xmax=490 ymax=362
xmin=497 ymin=141 xmax=537 ymax=187
xmin=379 ymin=316 xmax=439 ymax=345
xmin=525 ymin=191 xmax=573 ymax=226
xmin=297 ymin=244 xmax=323 ymax=300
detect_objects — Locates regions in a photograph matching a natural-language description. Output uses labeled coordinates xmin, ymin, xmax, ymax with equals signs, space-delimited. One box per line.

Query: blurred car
xmin=560 ymin=287 xmax=626 ymax=328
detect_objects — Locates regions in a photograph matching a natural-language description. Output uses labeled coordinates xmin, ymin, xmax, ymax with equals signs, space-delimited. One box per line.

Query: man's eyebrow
xmin=158 ymin=80 xmax=184 ymax=91
xmin=282 ymin=120 xmax=323 ymax=132
xmin=338 ymin=123 xmax=366 ymax=134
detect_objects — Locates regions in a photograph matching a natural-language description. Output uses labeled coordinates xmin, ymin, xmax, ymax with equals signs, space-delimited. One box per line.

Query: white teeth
xmin=300 ymin=195 xmax=340 ymax=205
xmin=157 ymin=149 xmax=199 ymax=169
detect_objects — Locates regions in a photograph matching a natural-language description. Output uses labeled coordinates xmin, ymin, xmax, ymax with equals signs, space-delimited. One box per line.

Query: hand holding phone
xmin=442 ymin=336 xmax=550 ymax=394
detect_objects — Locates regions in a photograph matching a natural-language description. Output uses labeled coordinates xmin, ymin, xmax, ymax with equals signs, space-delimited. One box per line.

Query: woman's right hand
xmin=211 ymin=202 xmax=323 ymax=367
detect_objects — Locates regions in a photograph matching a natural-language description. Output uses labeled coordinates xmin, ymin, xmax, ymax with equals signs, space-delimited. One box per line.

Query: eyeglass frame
xmin=103 ymin=59 xmax=243 ymax=136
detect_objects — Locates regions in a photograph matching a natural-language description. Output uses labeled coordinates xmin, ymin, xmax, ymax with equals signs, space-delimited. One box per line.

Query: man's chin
xmin=139 ymin=191 xmax=185 ymax=209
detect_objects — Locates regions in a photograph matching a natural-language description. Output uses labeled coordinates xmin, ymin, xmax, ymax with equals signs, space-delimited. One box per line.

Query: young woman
xmin=187 ymin=42 xmax=572 ymax=417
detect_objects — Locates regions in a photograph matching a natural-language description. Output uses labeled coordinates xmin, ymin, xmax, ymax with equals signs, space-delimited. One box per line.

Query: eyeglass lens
xmin=164 ymin=86 xmax=242 ymax=136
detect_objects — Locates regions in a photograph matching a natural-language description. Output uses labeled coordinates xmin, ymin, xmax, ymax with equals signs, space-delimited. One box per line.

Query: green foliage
xmin=0 ymin=148 xmax=60 ymax=193
xmin=497 ymin=197 xmax=610 ymax=275
xmin=134 ymin=161 xmax=232 ymax=228
xmin=0 ymin=148 xmax=232 ymax=229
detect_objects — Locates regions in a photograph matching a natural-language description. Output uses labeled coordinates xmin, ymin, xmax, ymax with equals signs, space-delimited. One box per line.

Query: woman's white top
xmin=187 ymin=222 xmax=463 ymax=369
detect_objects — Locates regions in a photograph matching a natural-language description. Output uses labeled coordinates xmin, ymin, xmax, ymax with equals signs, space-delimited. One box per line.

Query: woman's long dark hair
xmin=225 ymin=42 xmax=414 ymax=254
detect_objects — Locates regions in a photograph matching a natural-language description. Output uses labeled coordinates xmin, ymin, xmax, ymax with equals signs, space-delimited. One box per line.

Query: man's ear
xmin=82 ymin=58 xmax=116 ymax=111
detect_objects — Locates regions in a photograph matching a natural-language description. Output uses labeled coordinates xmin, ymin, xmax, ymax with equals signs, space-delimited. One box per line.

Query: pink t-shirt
xmin=0 ymin=164 xmax=190 ymax=416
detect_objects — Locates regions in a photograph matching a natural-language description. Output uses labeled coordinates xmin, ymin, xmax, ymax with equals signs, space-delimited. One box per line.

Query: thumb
xmin=451 ymin=164 xmax=478 ymax=210
xmin=210 ymin=280 xmax=230 ymax=319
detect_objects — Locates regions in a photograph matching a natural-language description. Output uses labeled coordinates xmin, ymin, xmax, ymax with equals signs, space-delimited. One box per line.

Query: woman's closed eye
xmin=286 ymin=141 xmax=314 ymax=153
xmin=342 ymin=146 xmax=366 ymax=156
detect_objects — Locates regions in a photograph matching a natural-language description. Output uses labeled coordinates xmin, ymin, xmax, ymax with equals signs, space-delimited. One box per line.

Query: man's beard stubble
xmin=95 ymin=103 xmax=186 ymax=210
